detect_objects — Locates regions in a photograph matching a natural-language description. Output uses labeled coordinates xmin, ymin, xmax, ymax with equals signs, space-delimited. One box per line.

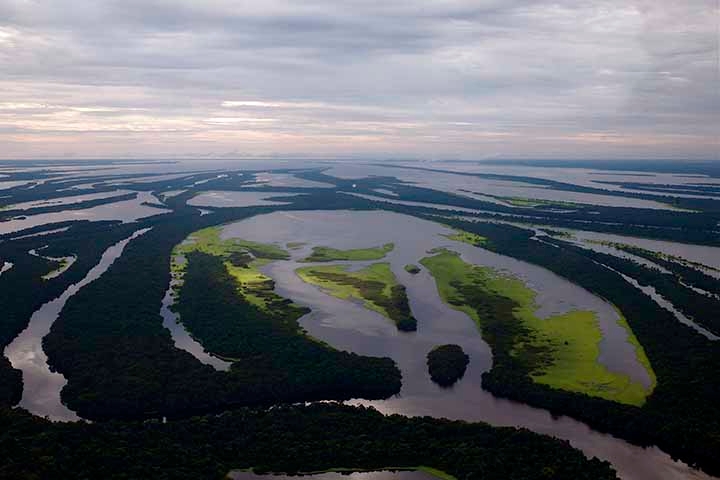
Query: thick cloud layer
xmin=0 ymin=0 xmax=717 ymax=159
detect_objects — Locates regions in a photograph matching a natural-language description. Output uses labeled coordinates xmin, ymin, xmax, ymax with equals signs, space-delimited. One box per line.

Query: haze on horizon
xmin=0 ymin=0 xmax=717 ymax=161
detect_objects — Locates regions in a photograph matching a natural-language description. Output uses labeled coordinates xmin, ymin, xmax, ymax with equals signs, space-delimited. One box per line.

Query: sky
xmin=0 ymin=0 xmax=718 ymax=161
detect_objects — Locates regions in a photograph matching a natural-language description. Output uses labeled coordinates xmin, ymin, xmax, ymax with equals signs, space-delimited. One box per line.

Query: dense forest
xmin=426 ymin=344 xmax=470 ymax=387
xmin=39 ymin=206 xmax=399 ymax=420
xmin=291 ymin=169 xmax=720 ymax=245
xmin=0 ymin=403 xmax=617 ymax=480
xmin=551 ymin=241 xmax=720 ymax=336
xmin=1 ymin=162 xmax=719 ymax=478
xmin=429 ymin=216 xmax=720 ymax=475
xmin=0 ymin=220 xmax=142 ymax=405
xmin=176 ymin=250 xmax=401 ymax=393
xmin=612 ymin=244 xmax=720 ymax=296
xmin=0 ymin=192 xmax=138 ymax=221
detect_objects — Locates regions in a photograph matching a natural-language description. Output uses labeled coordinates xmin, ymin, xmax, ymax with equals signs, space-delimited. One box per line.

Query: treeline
xmin=426 ymin=345 xmax=469 ymax=387
xmin=613 ymin=244 xmax=720 ymax=297
xmin=377 ymin=164 xmax=720 ymax=213
xmin=294 ymin=168 xmax=720 ymax=246
xmin=0 ymin=192 xmax=138 ymax=221
xmin=431 ymin=217 xmax=720 ymax=476
xmin=299 ymin=267 xmax=417 ymax=332
xmin=552 ymin=241 xmax=720 ymax=336
xmin=0 ymin=221 xmax=140 ymax=407
xmin=0 ymin=403 xmax=617 ymax=480
xmin=176 ymin=250 xmax=401 ymax=386
xmin=42 ymin=205 xmax=400 ymax=421
xmin=593 ymin=181 xmax=720 ymax=197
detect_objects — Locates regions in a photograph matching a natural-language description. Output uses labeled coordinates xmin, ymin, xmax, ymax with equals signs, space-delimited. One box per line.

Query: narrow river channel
xmin=4 ymin=228 xmax=151 ymax=421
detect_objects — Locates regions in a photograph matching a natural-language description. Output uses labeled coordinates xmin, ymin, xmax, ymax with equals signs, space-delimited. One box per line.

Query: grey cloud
xmin=0 ymin=0 xmax=716 ymax=159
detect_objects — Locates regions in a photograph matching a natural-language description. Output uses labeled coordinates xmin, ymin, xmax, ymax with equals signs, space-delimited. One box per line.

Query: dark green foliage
xmin=0 ymin=403 xmax=617 ymax=480
xmin=0 ymin=192 xmax=138 ymax=221
xmin=0 ymin=221 xmax=140 ymax=407
xmin=433 ymin=217 xmax=720 ymax=476
xmin=321 ymin=164 xmax=720 ymax=244
xmin=614 ymin=244 xmax=720 ymax=296
xmin=0 ymin=164 xmax=716 ymax=476
xmin=557 ymin=242 xmax=720 ymax=336
xmin=0 ymin=357 xmax=21 ymax=406
xmin=404 ymin=264 xmax=421 ymax=274
xmin=42 ymin=211 xmax=400 ymax=421
xmin=427 ymin=345 xmax=469 ymax=387
xmin=177 ymin=252 xmax=401 ymax=393
xmin=303 ymin=269 xmax=417 ymax=332
xmin=228 ymin=251 xmax=254 ymax=267
xmin=378 ymin=163 xmax=720 ymax=214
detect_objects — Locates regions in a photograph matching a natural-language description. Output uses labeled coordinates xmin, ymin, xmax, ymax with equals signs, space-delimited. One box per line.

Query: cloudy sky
xmin=0 ymin=0 xmax=717 ymax=160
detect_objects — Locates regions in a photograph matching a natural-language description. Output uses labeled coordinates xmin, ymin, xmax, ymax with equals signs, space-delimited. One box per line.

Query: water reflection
xmin=564 ymin=238 xmax=719 ymax=341
xmin=1 ymin=261 xmax=13 ymax=276
xmin=4 ymin=228 xmax=151 ymax=421
xmin=566 ymin=230 xmax=720 ymax=271
xmin=160 ymin=257 xmax=232 ymax=371
xmin=4 ymin=190 xmax=135 ymax=211
xmin=228 ymin=471 xmax=438 ymax=480
xmin=243 ymin=172 xmax=335 ymax=189
xmin=214 ymin=210 xmax=702 ymax=480
xmin=0 ymin=191 xmax=169 ymax=235
xmin=188 ymin=191 xmax=305 ymax=208
xmin=325 ymin=164 xmax=676 ymax=210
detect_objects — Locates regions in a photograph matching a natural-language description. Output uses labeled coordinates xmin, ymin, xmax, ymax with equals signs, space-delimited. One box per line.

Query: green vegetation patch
xmin=442 ymin=230 xmax=487 ymax=246
xmin=503 ymin=197 xmax=543 ymax=207
xmin=41 ymin=256 xmax=75 ymax=280
xmin=297 ymin=263 xmax=417 ymax=331
xmin=420 ymin=249 xmax=651 ymax=406
xmin=427 ymin=344 xmax=469 ymax=387
xmin=300 ymin=243 xmax=394 ymax=262
xmin=538 ymin=228 xmax=573 ymax=239
xmin=175 ymin=226 xmax=289 ymax=261
xmin=173 ymin=227 xmax=289 ymax=310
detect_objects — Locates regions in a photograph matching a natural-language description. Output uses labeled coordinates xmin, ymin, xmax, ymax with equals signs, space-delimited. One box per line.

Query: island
xmin=300 ymin=243 xmax=394 ymax=262
xmin=297 ymin=262 xmax=417 ymax=331
xmin=404 ymin=264 xmax=421 ymax=274
xmin=427 ymin=344 xmax=470 ymax=387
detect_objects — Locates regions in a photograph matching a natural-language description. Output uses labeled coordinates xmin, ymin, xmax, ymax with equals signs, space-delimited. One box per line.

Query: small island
xmin=300 ymin=243 xmax=394 ymax=262
xmin=296 ymin=262 xmax=417 ymax=331
xmin=427 ymin=344 xmax=470 ymax=387
xmin=404 ymin=264 xmax=421 ymax=274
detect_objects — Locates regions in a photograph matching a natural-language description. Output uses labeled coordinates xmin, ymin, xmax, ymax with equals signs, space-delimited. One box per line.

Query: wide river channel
xmin=215 ymin=210 xmax=712 ymax=480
